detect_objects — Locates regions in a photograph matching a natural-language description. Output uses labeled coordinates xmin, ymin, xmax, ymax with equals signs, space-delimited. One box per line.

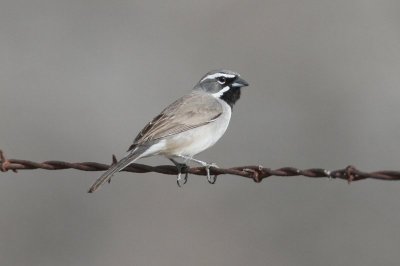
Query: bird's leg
xmin=176 ymin=155 xmax=219 ymax=184
xmin=169 ymin=158 xmax=189 ymax=187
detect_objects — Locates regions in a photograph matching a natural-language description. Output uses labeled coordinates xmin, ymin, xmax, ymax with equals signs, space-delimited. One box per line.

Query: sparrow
xmin=88 ymin=69 xmax=248 ymax=193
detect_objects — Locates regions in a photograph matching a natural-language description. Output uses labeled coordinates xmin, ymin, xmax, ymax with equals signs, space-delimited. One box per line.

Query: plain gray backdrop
xmin=1 ymin=0 xmax=400 ymax=265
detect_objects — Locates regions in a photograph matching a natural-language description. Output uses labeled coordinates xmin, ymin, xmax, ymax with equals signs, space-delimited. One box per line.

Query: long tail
xmin=87 ymin=148 xmax=143 ymax=193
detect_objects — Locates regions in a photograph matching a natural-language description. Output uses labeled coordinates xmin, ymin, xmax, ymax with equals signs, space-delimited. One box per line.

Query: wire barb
xmin=1 ymin=149 xmax=400 ymax=182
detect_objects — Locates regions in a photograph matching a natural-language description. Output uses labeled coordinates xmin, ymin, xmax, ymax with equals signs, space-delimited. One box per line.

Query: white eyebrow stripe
xmin=200 ymin=73 xmax=236 ymax=82
xmin=211 ymin=86 xmax=231 ymax=98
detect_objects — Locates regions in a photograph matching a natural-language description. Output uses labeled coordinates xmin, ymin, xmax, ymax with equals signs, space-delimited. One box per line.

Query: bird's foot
xmin=205 ymin=162 xmax=218 ymax=184
xmin=175 ymin=163 xmax=189 ymax=187
xmin=173 ymin=155 xmax=218 ymax=184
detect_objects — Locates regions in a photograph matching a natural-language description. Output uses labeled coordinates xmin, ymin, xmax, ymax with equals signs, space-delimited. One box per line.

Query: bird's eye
xmin=217 ymin=77 xmax=226 ymax=84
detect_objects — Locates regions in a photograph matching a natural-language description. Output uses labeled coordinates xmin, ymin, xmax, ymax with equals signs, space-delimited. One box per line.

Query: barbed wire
xmin=1 ymin=149 xmax=400 ymax=183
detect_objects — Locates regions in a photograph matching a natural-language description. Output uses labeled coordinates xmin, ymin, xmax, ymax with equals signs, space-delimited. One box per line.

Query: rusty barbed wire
xmin=1 ymin=149 xmax=400 ymax=183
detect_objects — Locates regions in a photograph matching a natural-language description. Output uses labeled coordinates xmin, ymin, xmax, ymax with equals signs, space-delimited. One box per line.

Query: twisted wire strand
xmin=1 ymin=150 xmax=400 ymax=183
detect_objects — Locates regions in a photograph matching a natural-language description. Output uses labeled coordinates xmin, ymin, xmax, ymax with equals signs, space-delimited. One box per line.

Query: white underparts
xmin=140 ymin=139 xmax=167 ymax=157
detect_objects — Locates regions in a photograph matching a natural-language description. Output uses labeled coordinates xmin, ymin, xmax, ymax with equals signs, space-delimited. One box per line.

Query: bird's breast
xmin=163 ymin=100 xmax=231 ymax=157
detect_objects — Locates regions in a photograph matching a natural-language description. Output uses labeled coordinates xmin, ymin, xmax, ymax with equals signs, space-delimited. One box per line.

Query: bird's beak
xmin=232 ymin=76 xmax=249 ymax=88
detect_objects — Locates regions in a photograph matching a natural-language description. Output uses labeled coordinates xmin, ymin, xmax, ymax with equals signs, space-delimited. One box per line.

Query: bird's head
xmin=195 ymin=69 xmax=249 ymax=108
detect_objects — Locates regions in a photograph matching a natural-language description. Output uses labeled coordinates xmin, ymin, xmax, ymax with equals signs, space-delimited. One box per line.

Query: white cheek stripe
xmin=200 ymin=73 xmax=236 ymax=82
xmin=212 ymin=86 xmax=230 ymax=98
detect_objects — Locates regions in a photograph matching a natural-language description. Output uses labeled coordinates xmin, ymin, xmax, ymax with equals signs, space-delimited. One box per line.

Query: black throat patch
xmin=220 ymin=87 xmax=241 ymax=108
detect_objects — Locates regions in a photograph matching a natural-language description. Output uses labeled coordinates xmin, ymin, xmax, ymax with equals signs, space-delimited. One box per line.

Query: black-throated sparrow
xmin=88 ymin=69 xmax=248 ymax=193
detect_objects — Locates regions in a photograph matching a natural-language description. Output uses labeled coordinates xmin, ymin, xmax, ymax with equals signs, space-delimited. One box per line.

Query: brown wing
xmin=128 ymin=92 xmax=222 ymax=151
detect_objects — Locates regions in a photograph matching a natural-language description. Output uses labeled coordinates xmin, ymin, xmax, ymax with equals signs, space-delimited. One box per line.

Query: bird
xmin=87 ymin=69 xmax=249 ymax=193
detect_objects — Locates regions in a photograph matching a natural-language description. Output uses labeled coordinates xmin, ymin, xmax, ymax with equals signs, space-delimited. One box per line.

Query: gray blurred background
xmin=1 ymin=0 xmax=400 ymax=265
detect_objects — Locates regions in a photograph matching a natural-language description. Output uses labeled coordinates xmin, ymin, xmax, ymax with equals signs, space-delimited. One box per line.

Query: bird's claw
xmin=177 ymin=171 xmax=188 ymax=187
xmin=176 ymin=163 xmax=189 ymax=187
xmin=205 ymin=163 xmax=218 ymax=184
